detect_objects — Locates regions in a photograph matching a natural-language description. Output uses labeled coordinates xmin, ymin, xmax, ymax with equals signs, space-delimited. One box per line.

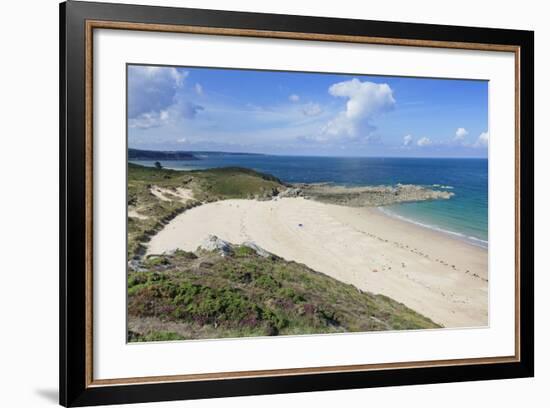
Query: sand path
xmin=146 ymin=198 xmax=488 ymax=328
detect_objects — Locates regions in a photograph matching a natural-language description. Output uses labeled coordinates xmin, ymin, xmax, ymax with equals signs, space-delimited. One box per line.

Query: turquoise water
xmin=132 ymin=155 xmax=488 ymax=247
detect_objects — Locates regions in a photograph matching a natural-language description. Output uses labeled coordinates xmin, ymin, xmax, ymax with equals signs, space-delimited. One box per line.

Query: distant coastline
xmin=128 ymin=148 xmax=198 ymax=161
xmin=128 ymin=148 xmax=266 ymax=161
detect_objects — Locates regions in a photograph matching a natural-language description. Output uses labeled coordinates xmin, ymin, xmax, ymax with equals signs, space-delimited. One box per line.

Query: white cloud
xmin=302 ymin=103 xmax=322 ymax=116
xmin=403 ymin=134 xmax=413 ymax=147
xmin=195 ymin=83 xmax=203 ymax=95
xmin=127 ymin=66 xmax=205 ymax=129
xmin=289 ymin=94 xmax=300 ymax=102
xmin=129 ymin=110 xmax=171 ymax=129
xmin=321 ymin=79 xmax=395 ymax=141
xmin=417 ymin=137 xmax=432 ymax=147
xmin=128 ymin=66 xmax=188 ymax=118
xmin=128 ymin=99 xmax=204 ymax=129
xmin=177 ymin=137 xmax=187 ymax=143
xmin=454 ymin=127 xmax=469 ymax=141
xmin=474 ymin=131 xmax=489 ymax=147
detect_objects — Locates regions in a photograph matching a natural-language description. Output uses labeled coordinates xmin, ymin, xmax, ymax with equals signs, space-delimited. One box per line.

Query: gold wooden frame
xmin=84 ymin=20 xmax=521 ymax=388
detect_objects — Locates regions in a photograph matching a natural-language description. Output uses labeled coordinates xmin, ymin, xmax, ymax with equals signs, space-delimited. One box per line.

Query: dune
xmin=146 ymin=197 xmax=488 ymax=328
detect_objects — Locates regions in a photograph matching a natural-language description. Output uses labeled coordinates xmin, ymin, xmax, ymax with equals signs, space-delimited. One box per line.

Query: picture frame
xmin=60 ymin=1 xmax=534 ymax=406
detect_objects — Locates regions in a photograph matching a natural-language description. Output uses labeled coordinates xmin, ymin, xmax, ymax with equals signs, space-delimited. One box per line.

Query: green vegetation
xmin=128 ymin=247 xmax=440 ymax=341
xmin=127 ymin=163 xmax=440 ymax=342
xmin=190 ymin=166 xmax=283 ymax=199
xmin=128 ymin=330 xmax=185 ymax=342
xmin=127 ymin=163 xmax=285 ymax=258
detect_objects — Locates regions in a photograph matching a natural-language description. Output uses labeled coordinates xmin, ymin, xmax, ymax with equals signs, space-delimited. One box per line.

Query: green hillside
xmin=128 ymin=245 xmax=440 ymax=342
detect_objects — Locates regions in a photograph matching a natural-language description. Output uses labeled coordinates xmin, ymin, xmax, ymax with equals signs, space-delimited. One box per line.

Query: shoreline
xmin=129 ymin=160 xmax=485 ymax=246
xmin=146 ymin=197 xmax=488 ymax=328
xmin=377 ymin=207 xmax=488 ymax=249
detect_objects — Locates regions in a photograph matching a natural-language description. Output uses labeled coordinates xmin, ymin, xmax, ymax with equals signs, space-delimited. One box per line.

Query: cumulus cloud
xmin=128 ymin=65 xmax=204 ymax=129
xmin=321 ymin=79 xmax=395 ymax=141
xmin=289 ymin=94 xmax=300 ymax=102
xmin=128 ymin=66 xmax=187 ymax=118
xmin=403 ymin=134 xmax=413 ymax=147
xmin=301 ymin=103 xmax=322 ymax=117
xmin=128 ymin=100 xmax=203 ymax=129
xmin=129 ymin=110 xmax=171 ymax=129
xmin=417 ymin=137 xmax=432 ymax=147
xmin=195 ymin=83 xmax=203 ymax=95
xmin=454 ymin=127 xmax=469 ymax=141
xmin=474 ymin=131 xmax=489 ymax=147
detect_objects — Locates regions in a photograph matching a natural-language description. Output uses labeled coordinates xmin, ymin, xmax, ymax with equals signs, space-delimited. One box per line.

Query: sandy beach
xmin=146 ymin=197 xmax=488 ymax=328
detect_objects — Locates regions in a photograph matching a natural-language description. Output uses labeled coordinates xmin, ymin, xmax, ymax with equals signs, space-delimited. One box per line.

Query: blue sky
xmin=127 ymin=64 xmax=488 ymax=157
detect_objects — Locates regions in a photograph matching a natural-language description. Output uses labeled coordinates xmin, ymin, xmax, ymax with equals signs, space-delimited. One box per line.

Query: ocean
xmin=131 ymin=155 xmax=488 ymax=247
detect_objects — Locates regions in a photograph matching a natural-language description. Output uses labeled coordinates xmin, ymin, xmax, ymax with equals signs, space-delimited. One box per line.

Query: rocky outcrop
xmin=278 ymin=187 xmax=304 ymax=198
xmin=197 ymin=235 xmax=276 ymax=259
xmin=243 ymin=241 xmax=273 ymax=258
xmin=128 ymin=259 xmax=147 ymax=272
xmin=198 ymin=235 xmax=233 ymax=257
xmin=291 ymin=183 xmax=454 ymax=207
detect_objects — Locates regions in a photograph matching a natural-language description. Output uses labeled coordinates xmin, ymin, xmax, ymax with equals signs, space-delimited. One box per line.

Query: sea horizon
xmin=128 ymin=147 xmax=488 ymax=160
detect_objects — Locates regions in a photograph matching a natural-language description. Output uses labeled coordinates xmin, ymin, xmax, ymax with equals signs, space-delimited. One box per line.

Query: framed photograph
xmin=60 ymin=1 xmax=534 ymax=406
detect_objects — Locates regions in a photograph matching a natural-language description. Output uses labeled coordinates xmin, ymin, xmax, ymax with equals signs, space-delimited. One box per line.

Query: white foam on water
xmin=378 ymin=207 xmax=488 ymax=249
